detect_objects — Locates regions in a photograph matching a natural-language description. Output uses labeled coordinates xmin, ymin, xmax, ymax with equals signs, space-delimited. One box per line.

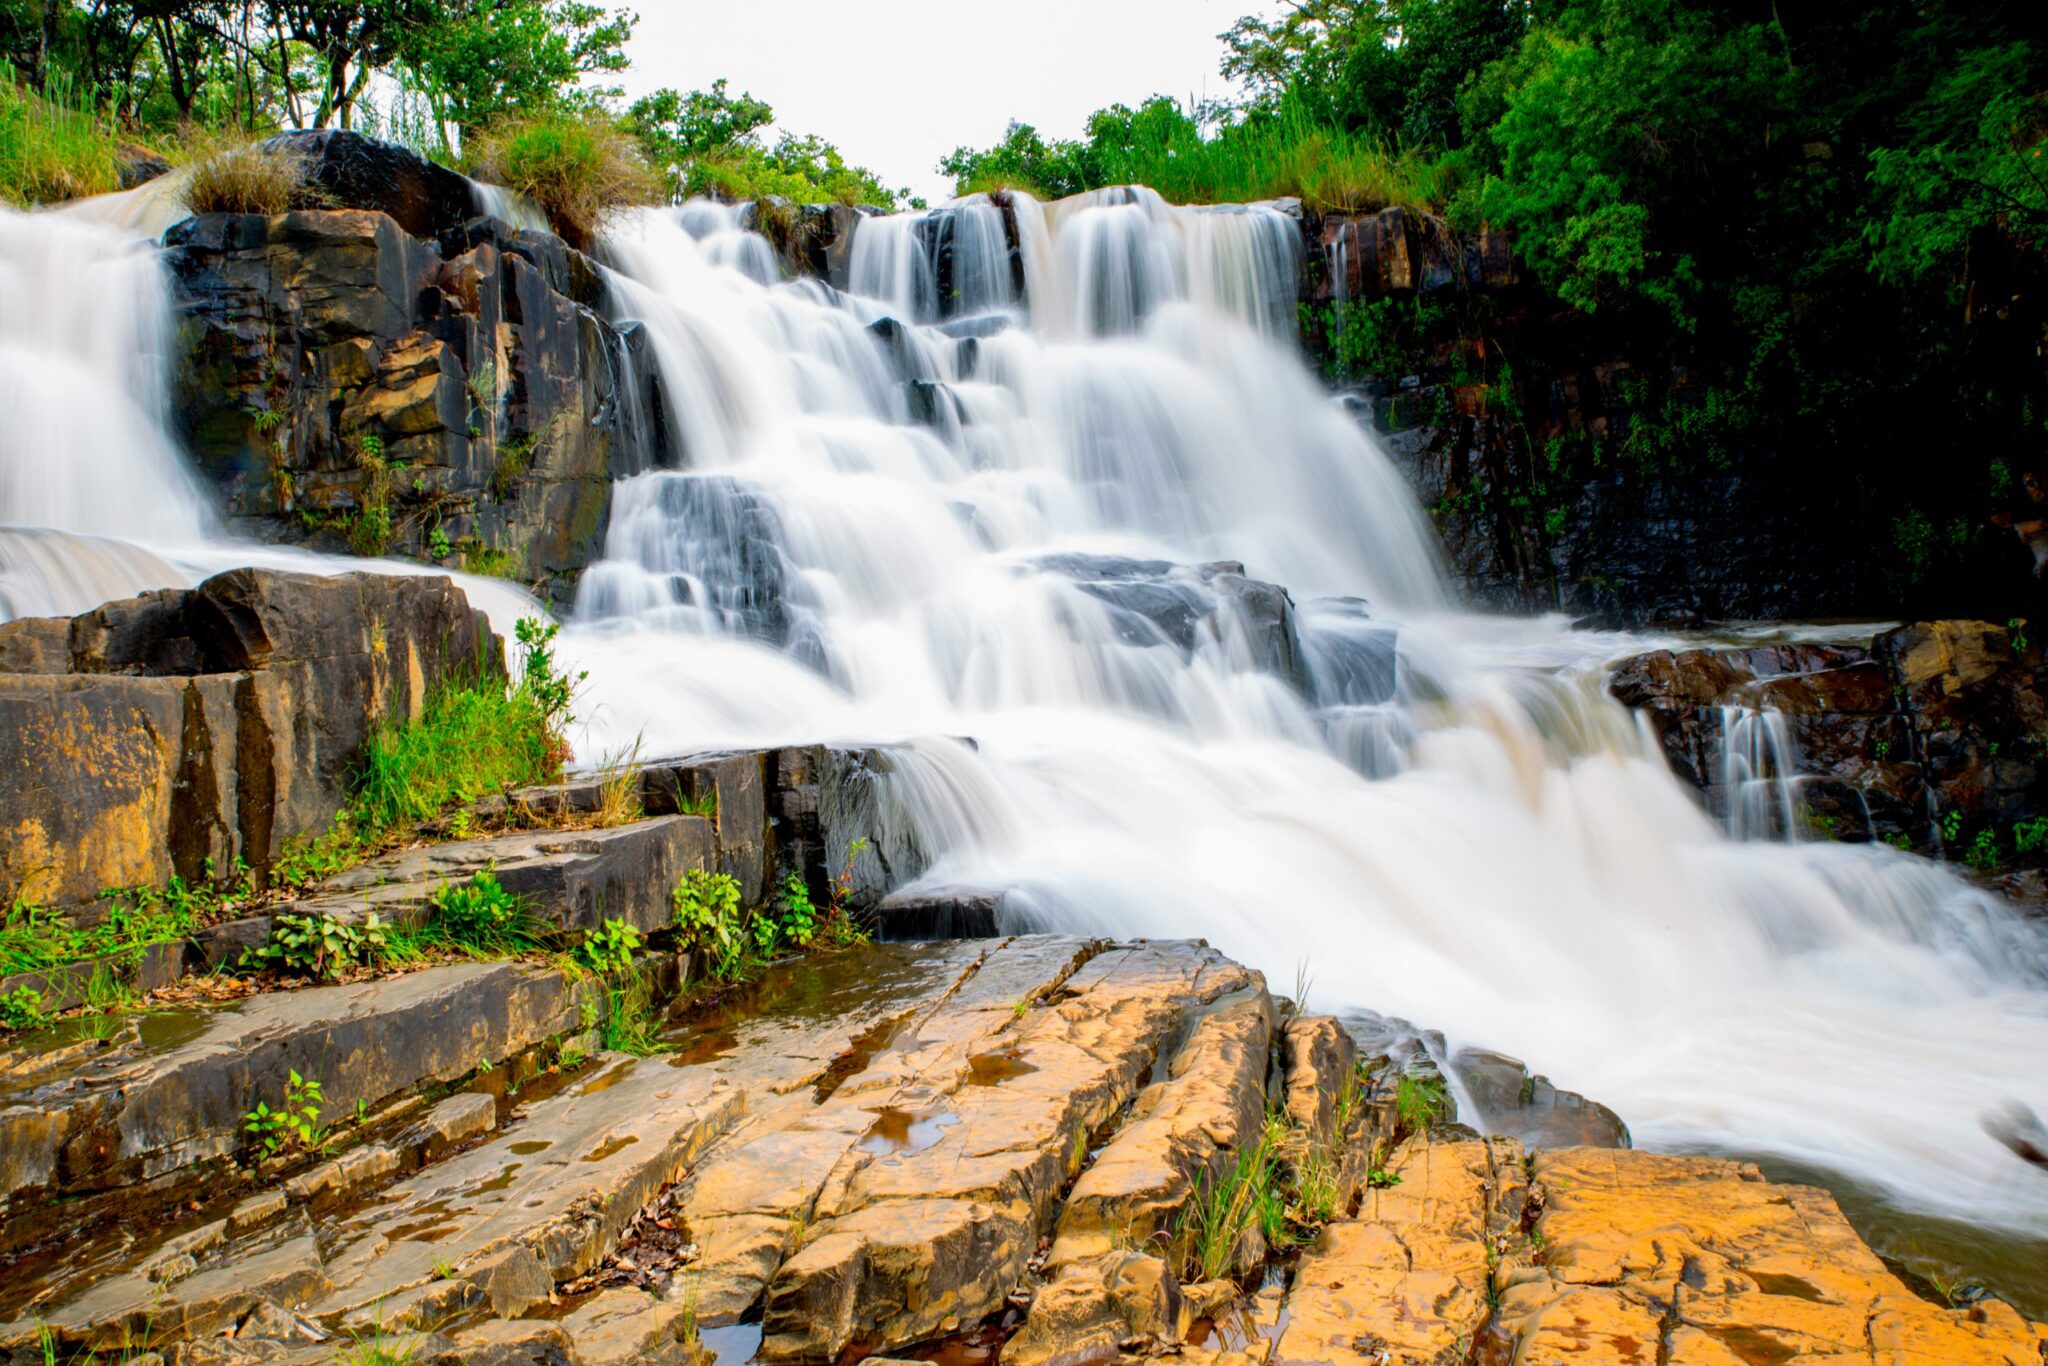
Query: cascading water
xmin=566 ymin=191 xmax=2048 ymax=1280
xmin=5 ymin=171 xmax=2048 ymax=1305
xmin=0 ymin=204 xmax=213 ymax=616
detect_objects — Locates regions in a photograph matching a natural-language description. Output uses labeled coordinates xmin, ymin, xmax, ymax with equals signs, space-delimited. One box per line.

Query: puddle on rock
xmin=699 ymin=1321 xmax=763 ymax=1366
xmin=133 ymin=1008 xmax=213 ymax=1050
xmin=508 ymin=1140 xmax=553 ymax=1156
xmin=858 ymin=1105 xmax=961 ymax=1157
xmin=469 ymin=1163 xmax=522 ymax=1194
xmin=966 ymin=1049 xmax=1037 ymax=1087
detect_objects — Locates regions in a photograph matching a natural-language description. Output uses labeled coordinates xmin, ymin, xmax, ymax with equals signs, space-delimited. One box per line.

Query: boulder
xmin=263 ymin=131 xmax=477 ymax=243
xmin=1493 ymin=1148 xmax=2048 ymax=1365
xmin=1035 ymin=554 xmax=1309 ymax=693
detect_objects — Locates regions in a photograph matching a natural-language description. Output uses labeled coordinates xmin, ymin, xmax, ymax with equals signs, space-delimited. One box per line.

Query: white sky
xmin=615 ymin=0 xmax=1257 ymax=205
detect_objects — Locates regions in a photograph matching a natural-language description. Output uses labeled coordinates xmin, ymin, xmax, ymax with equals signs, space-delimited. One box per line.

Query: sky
xmin=615 ymin=0 xmax=1257 ymax=205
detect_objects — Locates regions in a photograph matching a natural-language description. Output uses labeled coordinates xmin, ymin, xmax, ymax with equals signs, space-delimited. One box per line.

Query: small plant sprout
xmin=573 ymin=917 xmax=642 ymax=976
xmin=244 ymin=1070 xmax=325 ymax=1160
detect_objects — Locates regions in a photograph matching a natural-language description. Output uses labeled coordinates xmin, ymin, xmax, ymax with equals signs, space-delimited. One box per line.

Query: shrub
xmin=0 ymin=985 xmax=46 ymax=1031
xmin=467 ymin=112 xmax=660 ymax=249
xmin=246 ymin=911 xmax=389 ymax=981
xmin=671 ymin=869 xmax=744 ymax=980
xmin=426 ymin=869 xmax=537 ymax=955
xmin=572 ymin=917 xmax=642 ymax=976
xmin=180 ymin=136 xmax=324 ymax=216
xmin=243 ymin=1069 xmax=325 ymax=1160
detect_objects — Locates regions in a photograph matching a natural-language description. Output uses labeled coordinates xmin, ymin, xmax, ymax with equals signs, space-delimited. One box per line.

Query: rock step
xmin=677 ymin=935 xmax=1098 ymax=1326
xmin=0 ymin=958 xmax=591 ymax=1236
xmin=268 ymin=813 xmax=717 ymax=938
xmin=1270 ymin=1137 xmax=1502 ymax=1366
xmin=761 ymin=940 xmax=1259 ymax=1362
xmin=1043 ymin=987 xmax=1274 ymax=1269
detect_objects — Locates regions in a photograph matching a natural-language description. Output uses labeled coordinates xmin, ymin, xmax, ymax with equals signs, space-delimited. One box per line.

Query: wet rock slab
xmin=8 ymin=937 xmax=2044 ymax=1366
xmin=0 ymin=960 xmax=587 ymax=1213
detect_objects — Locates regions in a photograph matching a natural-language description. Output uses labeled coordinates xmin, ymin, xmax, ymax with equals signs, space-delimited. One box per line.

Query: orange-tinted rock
xmin=1492 ymin=1147 xmax=2048 ymax=1366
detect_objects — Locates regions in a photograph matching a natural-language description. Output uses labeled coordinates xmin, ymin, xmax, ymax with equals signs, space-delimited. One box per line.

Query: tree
xmin=405 ymin=0 xmax=634 ymax=133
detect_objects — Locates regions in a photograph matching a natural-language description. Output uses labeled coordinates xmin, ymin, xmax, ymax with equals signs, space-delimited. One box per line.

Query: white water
xmin=4 ymin=186 xmax=2047 ymax=1257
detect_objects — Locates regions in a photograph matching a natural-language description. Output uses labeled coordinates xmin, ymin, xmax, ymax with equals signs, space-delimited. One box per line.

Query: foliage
xmin=941 ymin=95 xmax=1451 ymax=214
xmin=625 ymin=80 xmax=909 ymax=210
xmin=425 ymin=868 xmax=538 ymax=955
xmin=0 ymin=1 xmax=635 ymax=168
xmin=774 ymin=870 xmax=818 ymax=951
xmin=514 ymin=616 xmax=583 ymax=767
xmin=402 ymin=0 xmax=634 ymax=133
xmin=0 ymin=984 xmax=45 ymax=1030
xmin=671 ymin=869 xmax=745 ymax=980
xmin=243 ymin=1068 xmax=325 ymax=1159
xmin=247 ymin=910 xmax=389 ymax=981
xmin=572 ymin=915 xmax=641 ymax=976
xmin=466 ymin=109 xmax=659 ymax=247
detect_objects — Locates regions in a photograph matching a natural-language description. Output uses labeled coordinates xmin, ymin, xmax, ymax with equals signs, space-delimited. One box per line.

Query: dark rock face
xmin=264 ymin=130 xmax=478 ymax=243
xmin=165 ymin=205 xmax=663 ymax=605
xmin=1608 ymin=622 xmax=2048 ymax=876
xmin=1293 ymin=206 xmax=1904 ymax=625
xmin=0 ymin=569 xmax=499 ymax=906
xmin=743 ymin=200 xmax=874 ymax=288
xmin=1451 ymin=1047 xmax=1631 ymax=1150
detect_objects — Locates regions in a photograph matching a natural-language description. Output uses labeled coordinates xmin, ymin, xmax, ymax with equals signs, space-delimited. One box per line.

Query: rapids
xmin=3 ymin=183 xmax=2046 ymax=1297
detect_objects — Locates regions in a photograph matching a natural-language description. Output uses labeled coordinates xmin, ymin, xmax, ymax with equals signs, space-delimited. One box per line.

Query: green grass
xmin=1395 ymin=1072 xmax=1449 ymax=1134
xmin=466 ymin=111 xmax=661 ymax=248
xmin=354 ymin=677 xmax=558 ymax=831
xmin=0 ymin=66 xmax=121 ymax=207
xmin=601 ymin=965 xmax=670 ymax=1057
xmin=1105 ymin=107 xmax=1455 ymax=215
xmin=0 ymin=870 xmax=240 ymax=980
xmin=1174 ymin=1114 xmax=1291 ymax=1282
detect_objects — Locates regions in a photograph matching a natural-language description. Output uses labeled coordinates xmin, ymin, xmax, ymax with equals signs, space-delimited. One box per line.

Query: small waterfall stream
xmin=4 ymin=183 xmax=2047 ymax=1293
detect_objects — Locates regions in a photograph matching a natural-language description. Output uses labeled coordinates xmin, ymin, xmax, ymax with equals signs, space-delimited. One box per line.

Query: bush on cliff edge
xmin=467 ymin=111 xmax=660 ymax=250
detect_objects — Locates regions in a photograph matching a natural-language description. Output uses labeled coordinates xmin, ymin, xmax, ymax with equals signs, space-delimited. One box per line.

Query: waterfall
xmin=2 ymin=172 xmax=2045 ymax=1264
xmin=566 ymin=194 xmax=2048 ymax=1250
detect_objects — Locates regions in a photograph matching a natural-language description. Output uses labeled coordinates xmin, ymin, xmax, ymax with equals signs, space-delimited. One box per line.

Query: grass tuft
xmin=179 ymin=135 xmax=326 ymax=216
xmin=467 ymin=112 xmax=661 ymax=250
